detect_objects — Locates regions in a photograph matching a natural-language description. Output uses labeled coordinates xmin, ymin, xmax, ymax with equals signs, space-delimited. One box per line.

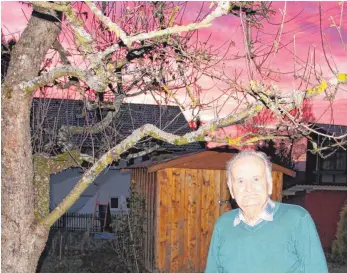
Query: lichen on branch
xmin=85 ymin=1 xmax=127 ymax=41
xmin=86 ymin=1 xmax=231 ymax=47
xmin=41 ymin=102 xmax=263 ymax=227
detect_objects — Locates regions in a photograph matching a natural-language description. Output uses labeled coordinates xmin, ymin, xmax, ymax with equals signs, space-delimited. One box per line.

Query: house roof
xmin=123 ymin=147 xmax=296 ymax=177
xmin=31 ymin=98 xmax=204 ymax=155
xmin=312 ymin=123 xmax=347 ymax=136
xmin=283 ymin=184 xmax=347 ymax=196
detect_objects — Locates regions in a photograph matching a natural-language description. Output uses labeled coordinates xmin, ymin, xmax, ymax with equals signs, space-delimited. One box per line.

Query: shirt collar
xmin=233 ymin=199 xmax=276 ymax=227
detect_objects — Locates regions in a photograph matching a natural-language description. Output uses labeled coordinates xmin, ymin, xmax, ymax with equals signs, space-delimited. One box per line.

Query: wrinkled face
xmin=230 ymin=155 xmax=272 ymax=209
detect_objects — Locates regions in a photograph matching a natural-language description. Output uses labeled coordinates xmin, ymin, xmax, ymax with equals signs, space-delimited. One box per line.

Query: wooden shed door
xmin=156 ymin=168 xmax=231 ymax=273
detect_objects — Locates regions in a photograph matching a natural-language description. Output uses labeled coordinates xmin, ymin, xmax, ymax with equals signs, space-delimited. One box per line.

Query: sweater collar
xmin=233 ymin=199 xmax=276 ymax=227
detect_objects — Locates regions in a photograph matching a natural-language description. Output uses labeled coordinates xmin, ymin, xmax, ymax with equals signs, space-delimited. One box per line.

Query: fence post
xmin=59 ymin=233 xmax=63 ymax=260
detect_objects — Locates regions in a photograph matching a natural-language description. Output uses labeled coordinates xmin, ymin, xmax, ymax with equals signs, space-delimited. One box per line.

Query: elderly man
xmin=205 ymin=150 xmax=328 ymax=273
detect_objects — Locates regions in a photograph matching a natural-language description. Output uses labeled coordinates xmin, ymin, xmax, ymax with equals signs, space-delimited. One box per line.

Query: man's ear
xmin=268 ymin=182 xmax=273 ymax=195
xmin=228 ymin=182 xmax=235 ymax=199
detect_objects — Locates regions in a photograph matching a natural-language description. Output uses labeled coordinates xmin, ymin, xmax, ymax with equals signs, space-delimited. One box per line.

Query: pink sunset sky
xmin=1 ymin=1 xmax=347 ymax=127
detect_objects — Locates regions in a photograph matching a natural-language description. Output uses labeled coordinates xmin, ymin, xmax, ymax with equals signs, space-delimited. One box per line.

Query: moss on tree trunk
xmin=1 ymin=6 xmax=62 ymax=273
xmin=33 ymin=151 xmax=84 ymax=221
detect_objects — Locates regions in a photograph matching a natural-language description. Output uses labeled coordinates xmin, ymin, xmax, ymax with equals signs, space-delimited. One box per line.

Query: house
xmin=50 ymin=167 xmax=131 ymax=214
xmin=31 ymin=98 xmax=204 ymax=158
xmin=283 ymin=123 xmax=347 ymax=250
xmin=50 ymin=167 xmax=132 ymax=232
xmin=306 ymin=123 xmax=347 ymax=185
xmin=30 ymin=98 xmax=204 ymax=230
xmin=122 ymin=147 xmax=296 ymax=273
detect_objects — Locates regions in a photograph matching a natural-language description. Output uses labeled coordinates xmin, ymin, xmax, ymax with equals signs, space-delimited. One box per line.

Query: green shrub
xmin=332 ymin=201 xmax=347 ymax=264
xmin=110 ymin=182 xmax=148 ymax=273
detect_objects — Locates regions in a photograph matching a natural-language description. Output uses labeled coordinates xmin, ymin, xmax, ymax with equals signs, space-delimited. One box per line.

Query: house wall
xmin=50 ymin=168 xmax=131 ymax=213
xmin=304 ymin=191 xmax=347 ymax=250
xmin=284 ymin=190 xmax=347 ymax=250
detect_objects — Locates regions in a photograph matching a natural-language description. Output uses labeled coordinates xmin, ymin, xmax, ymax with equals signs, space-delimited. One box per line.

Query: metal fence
xmin=51 ymin=212 xmax=128 ymax=232
xmin=51 ymin=213 xmax=96 ymax=232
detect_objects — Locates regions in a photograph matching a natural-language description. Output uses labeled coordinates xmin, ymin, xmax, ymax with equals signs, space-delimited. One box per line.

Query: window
xmin=110 ymin=197 xmax=119 ymax=209
xmin=335 ymin=174 xmax=347 ymax=184
xmin=320 ymin=173 xmax=346 ymax=184
xmin=322 ymin=151 xmax=346 ymax=171
xmin=321 ymin=174 xmax=334 ymax=183
xmin=319 ymin=150 xmax=347 ymax=184
xmin=110 ymin=197 xmax=130 ymax=210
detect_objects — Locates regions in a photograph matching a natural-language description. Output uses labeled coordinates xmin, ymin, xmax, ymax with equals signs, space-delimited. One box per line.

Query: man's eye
xmin=237 ymin=179 xmax=244 ymax=184
xmin=254 ymin=177 xmax=259 ymax=182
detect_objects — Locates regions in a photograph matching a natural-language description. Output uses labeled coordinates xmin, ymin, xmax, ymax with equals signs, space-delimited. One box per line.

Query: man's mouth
xmin=244 ymin=194 xmax=259 ymax=198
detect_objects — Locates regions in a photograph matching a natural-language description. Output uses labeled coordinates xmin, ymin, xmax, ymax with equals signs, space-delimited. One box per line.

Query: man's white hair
xmin=226 ymin=150 xmax=273 ymax=188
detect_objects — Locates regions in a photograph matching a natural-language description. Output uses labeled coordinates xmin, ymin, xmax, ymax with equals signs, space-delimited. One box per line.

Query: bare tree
xmin=1 ymin=1 xmax=346 ymax=273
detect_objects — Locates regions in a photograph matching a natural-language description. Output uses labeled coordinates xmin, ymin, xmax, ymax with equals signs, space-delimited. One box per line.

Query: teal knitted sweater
xmin=205 ymin=202 xmax=328 ymax=273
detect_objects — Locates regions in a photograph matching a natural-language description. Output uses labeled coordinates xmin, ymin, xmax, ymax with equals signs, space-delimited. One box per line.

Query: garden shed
xmin=123 ymin=149 xmax=296 ymax=273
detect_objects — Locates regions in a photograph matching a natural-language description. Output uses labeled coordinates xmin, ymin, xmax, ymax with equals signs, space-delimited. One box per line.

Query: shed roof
xmin=283 ymin=184 xmax=347 ymax=196
xmin=124 ymin=148 xmax=296 ymax=177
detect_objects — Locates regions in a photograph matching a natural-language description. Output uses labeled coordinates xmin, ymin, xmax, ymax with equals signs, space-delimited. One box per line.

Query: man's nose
xmin=245 ymin=181 xmax=253 ymax=192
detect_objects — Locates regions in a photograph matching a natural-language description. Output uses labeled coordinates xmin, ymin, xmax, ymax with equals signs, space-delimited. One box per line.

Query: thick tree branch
xmin=30 ymin=1 xmax=68 ymax=12
xmin=19 ymin=66 xmax=101 ymax=93
xmin=57 ymin=94 xmax=125 ymax=150
xmin=211 ymin=134 xmax=289 ymax=146
xmin=248 ymin=73 xmax=347 ymax=108
xmin=94 ymin=43 xmax=120 ymax=61
xmin=86 ymin=1 xmax=231 ymax=47
xmin=125 ymin=144 xmax=161 ymax=160
xmin=85 ymin=1 xmax=127 ymax=41
xmin=41 ymin=103 xmax=263 ymax=227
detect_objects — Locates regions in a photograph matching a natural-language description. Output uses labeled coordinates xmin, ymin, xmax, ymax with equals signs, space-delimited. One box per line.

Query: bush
xmin=110 ymin=182 xmax=148 ymax=273
xmin=332 ymin=201 xmax=347 ymax=264
xmin=38 ymin=183 xmax=148 ymax=273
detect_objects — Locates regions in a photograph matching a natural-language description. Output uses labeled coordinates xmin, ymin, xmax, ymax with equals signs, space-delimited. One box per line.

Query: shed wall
xmin=306 ymin=191 xmax=346 ymax=249
xmin=284 ymin=190 xmax=347 ymax=249
xmin=156 ymin=168 xmax=231 ymax=273
xmin=272 ymin=171 xmax=283 ymax=202
xmin=131 ymin=168 xmax=157 ymax=272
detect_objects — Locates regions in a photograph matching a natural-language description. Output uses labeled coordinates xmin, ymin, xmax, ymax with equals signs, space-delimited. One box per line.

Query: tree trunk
xmin=1 ymin=6 xmax=61 ymax=273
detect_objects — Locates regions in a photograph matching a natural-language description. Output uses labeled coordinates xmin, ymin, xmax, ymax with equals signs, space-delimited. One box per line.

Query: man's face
xmin=230 ymin=155 xmax=272 ymax=209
